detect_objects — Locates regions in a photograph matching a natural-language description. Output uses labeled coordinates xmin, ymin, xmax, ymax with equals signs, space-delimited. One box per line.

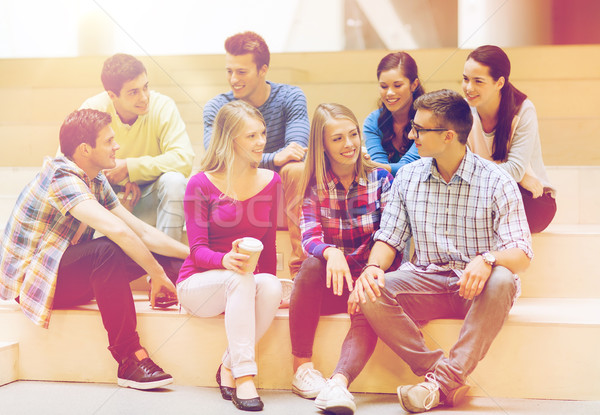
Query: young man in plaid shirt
xmin=0 ymin=109 xmax=189 ymax=390
xmin=352 ymin=90 xmax=533 ymax=412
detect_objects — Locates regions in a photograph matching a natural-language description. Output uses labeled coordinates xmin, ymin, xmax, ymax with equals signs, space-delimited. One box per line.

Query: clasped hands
xmin=346 ymin=256 xmax=494 ymax=315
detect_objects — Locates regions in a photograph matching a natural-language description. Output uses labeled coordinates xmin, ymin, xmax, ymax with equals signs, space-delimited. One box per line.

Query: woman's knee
xmin=256 ymin=273 xmax=283 ymax=302
xmin=294 ymin=257 xmax=325 ymax=287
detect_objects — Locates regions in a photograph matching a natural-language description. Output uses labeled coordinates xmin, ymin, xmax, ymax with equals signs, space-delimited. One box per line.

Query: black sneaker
xmin=117 ymin=355 xmax=173 ymax=390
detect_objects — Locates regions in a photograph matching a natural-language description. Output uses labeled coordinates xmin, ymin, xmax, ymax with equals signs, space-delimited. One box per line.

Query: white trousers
xmin=177 ymin=270 xmax=282 ymax=378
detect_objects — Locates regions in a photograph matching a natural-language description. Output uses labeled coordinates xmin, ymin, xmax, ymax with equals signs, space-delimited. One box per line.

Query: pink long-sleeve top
xmin=177 ymin=171 xmax=280 ymax=284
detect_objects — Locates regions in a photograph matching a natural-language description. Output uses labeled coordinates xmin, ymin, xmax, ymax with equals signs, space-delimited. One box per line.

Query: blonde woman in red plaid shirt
xmin=289 ymin=103 xmax=402 ymax=414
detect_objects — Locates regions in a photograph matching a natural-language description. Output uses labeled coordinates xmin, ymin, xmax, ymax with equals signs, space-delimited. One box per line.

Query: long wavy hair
xmin=199 ymin=100 xmax=265 ymax=198
xmin=467 ymin=45 xmax=527 ymax=161
xmin=301 ymin=103 xmax=377 ymax=199
xmin=376 ymin=51 xmax=425 ymax=159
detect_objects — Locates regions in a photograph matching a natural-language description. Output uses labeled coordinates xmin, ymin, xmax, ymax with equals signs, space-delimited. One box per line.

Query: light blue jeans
xmin=132 ymin=171 xmax=187 ymax=241
xmin=360 ymin=266 xmax=517 ymax=397
xmin=177 ymin=270 xmax=282 ymax=378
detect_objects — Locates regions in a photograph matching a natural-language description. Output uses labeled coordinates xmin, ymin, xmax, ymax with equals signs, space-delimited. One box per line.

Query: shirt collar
xmin=53 ymin=156 xmax=104 ymax=184
xmin=419 ymin=148 xmax=477 ymax=184
xmin=324 ymin=169 xmax=366 ymax=191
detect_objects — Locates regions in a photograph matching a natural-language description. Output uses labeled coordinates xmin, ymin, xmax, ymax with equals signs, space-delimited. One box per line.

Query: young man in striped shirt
xmin=352 ymin=89 xmax=533 ymax=413
xmin=203 ymin=31 xmax=310 ymax=278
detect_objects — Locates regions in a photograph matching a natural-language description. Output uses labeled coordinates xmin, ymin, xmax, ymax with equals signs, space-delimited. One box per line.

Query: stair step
xmin=2 ymin=295 xmax=598 ymax=400
xmin=0 ymin=341 xmax=19 ymax=386
xmin=2 ymin=166 xmax=600 ymax=225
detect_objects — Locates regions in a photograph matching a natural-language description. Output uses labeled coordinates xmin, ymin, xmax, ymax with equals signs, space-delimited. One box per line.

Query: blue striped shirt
xmin=203 ymin=82 xmax=310 ymax=171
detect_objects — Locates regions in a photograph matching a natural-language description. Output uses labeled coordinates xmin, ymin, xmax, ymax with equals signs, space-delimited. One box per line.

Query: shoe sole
xmin=292 ymin=385 xmax=321 ymax=399
xmin=117 ymin=376 xmax=173 ymax=390
xmin=315 ymin=398 xmax=356 ymax=414
xmin=446 ymin=385 xmax=470 ymax=407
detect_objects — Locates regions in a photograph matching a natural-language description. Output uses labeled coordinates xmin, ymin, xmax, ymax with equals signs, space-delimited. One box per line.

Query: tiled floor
xmin=1 ymin=381 xmax=599 ymax=415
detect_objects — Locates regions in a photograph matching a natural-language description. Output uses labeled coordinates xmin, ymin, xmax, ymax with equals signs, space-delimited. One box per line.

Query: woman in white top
xmin=463 ymin=45 xmax=556 ymax=233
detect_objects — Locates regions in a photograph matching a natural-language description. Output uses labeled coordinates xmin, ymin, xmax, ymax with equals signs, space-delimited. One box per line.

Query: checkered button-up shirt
xmin=375 ymin=149 xmax=533 ymax=277
xmin=300 ymin=168 xmax=400 ymax=276
xmin=0 ymin=157 xmax=119 ymax=328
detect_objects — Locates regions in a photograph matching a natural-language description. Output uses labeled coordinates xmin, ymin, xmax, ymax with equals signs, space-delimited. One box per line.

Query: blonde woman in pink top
xmin=177 ymin=100 xmax=282 ymax=411
xmin=463 ymin=45 xmax=556 ymax=233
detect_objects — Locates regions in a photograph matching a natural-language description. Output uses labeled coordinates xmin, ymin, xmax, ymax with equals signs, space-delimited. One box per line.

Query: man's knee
xmin=156 ymin=171 xmax=187 ymax=200
xmin=279 ymin=161 xmax=304 ymax=186
xmin=484 ymin=266 xmax=517 ymax=298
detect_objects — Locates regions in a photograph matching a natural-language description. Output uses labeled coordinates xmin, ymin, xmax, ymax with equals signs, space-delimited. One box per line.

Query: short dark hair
xmin=413 ymin=89 xmax=473 ymax=145
xmin=100 ymin=53 xmax=146 ymax=95
xmin=224 ymin=31 xmax=270 ymax=70
xmin=59 ymin=109 xmax=112 ymax=158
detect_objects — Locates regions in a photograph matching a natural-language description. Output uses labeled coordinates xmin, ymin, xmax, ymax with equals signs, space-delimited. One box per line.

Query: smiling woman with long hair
xmin=363 ymin=51 xmax=425 ymax=176
xmin=176 ymin=100 xmax=282 ymax=412
xmin=463 ymin=45 xmax=556 ymax=233
xmin=289 ymin=103 xmax=401 ymax=414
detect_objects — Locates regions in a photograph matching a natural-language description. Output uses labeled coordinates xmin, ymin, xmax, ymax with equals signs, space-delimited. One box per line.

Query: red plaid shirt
xmin=300 ymin=168 xmax=400 ymax=277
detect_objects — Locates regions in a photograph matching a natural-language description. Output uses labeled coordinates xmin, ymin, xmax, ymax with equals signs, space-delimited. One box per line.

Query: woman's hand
xmin=520 ymin=172 xmax=543 ymax=198
xmin=324 ymin=247 xmax=353 ymax=296
xmin=222 ymin=238 xmax=250 ymax=273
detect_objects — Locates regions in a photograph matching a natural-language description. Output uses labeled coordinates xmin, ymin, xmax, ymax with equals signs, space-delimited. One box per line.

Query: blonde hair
xmin=300 ymin=103 xmax=377 ymax=198
xmin=199 ymin=100 xmax=266 ymax=197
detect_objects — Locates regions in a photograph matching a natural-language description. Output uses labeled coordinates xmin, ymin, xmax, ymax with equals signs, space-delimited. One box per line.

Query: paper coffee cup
xmin=238 ymin=237 xmax=264 ymax=274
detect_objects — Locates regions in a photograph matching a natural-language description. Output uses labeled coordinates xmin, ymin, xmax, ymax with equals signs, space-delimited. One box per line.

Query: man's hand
xmin=273 ymin=142 xmax=307 ymax=167
xmin=120 ymin=182 xmax=141 ymax=211
xmin=519 ymin=172 xmax=543 ymax=198
xmin=105 ymin=158 xmax=129 ymax=184
xmin=355 ymin=265 xmax=385 ymax=304
xmin=149 ymin=273 xmax=178 ymax=309
xmin=324 ymin=247 xmax=353 ymax=296
xmin=457 ymin=255 xmax=493 ymax=300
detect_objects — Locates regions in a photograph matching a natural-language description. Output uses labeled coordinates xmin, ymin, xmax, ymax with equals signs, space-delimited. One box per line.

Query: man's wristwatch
xmin=480 ymin=251 xmax=496 ymax=267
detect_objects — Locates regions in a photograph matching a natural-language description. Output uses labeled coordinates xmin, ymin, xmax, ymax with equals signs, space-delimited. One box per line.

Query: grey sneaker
xmin=315 ymin=379 xmax=356 ymax=414
xmin=397 ymin=373 xmax=469 ymax=413
xmin=292 ymin=364 xmax=327 ymax=399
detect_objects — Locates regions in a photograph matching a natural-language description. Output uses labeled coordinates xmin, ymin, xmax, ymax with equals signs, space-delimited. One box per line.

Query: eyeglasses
xmin=410 ymin=120 xmax=448 ymax=139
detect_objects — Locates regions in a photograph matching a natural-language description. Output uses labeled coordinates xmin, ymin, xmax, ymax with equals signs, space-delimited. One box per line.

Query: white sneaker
xmin=292 ymin=364 xmax=327 ymax=399
xmin=315 ymin=379 xmax=356 ymax=414
xmin=279 ymin=278 xmax=293 ymax=308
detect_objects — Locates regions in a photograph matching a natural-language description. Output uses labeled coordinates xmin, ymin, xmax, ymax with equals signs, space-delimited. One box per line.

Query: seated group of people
xmin=0 ymin=31 xmax=555 ymax=414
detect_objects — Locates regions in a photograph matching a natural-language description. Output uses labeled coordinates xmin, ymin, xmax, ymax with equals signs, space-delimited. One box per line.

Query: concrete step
xmin=1 ymin=166 xmax=600 ymax=225
xmin=0 ymin=341 xmax=18 ymax=386
xmin=2 ymin=295 xmax=599 ymax=400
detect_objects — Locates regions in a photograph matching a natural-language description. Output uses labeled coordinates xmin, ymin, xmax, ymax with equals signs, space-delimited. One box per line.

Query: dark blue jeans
xmin=289 ymin=256 xmax=377 ymax=384
xmin=53 ymin=237 xmax=183 ymax=363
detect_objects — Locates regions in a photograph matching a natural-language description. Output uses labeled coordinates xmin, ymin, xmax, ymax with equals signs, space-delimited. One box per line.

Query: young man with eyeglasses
xmin=350 ymin=89 xmax=533 ymax=412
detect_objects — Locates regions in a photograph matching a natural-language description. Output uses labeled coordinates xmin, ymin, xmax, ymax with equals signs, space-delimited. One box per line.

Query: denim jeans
xmin=360 ymin=266 xmax=517 ymax=396
xmin=289 ymin=256 xmax=378 ymax=384
xmin=53 ymin=237 xmax=183 ymax=363
xmin=130 ymin=171 xmax=187 ymax=241
xmin=177 ymin=270 xmax=282 ymax=379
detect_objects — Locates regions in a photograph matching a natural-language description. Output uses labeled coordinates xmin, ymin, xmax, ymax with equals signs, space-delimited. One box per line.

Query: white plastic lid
xmin=238 ymin=237 xmax=264 ymax=252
